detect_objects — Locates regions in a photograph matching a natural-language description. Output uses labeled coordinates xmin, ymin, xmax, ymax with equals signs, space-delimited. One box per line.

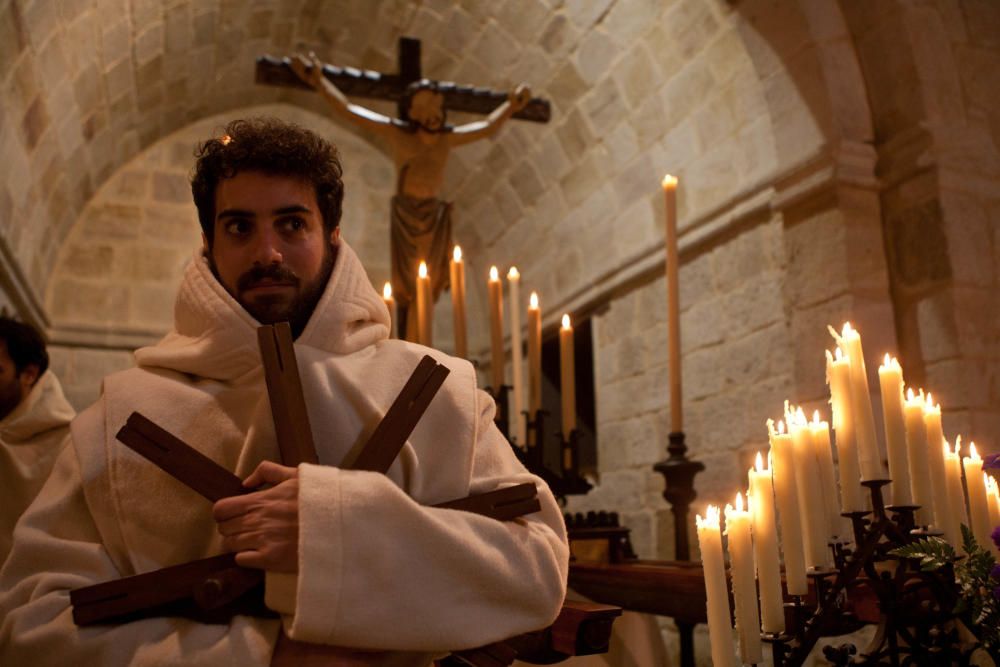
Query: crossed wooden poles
xmin=71 ymin=323 xmax=618 ymax=664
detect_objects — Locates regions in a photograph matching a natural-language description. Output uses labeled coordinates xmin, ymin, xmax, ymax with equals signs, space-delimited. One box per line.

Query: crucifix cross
xmin=256 ymin=36 xmax=551 ymax=123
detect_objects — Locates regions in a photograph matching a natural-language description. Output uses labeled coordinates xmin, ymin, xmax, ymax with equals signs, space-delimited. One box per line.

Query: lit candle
xmin=560 ymin=314 xmax=576 ymax=445
xmin=878 ymin=354 xmax=911 ymax=507
xmin=696 ymin=505 xmax=736 ymax=667
xmin=527 ymin=292 xmax=542 ymax=434
xmin=810 ymin=411 xmax=844 ymax=541
xmin=827 ymin=348 xmax=864 ymax=512
xmin=903 ymin=388 xmax=935 ymax=526
xmin=748 ymin=452 xmax=784 ymax=634
xmin=832 ymin=323 xmax=884 ymax=481
xmin=787 ymin=406 xmax=830 ymax=568
xmin=943 ymin=438 xmax=968 ymax=549
xmin=725 ymin=493 xmax=762 ymax=665
xmin=416 ymin=261 xmax=433 ymax=346
xmin=964 ymin=442 xmax=992 ymax=553
xmin=662 ymin=174 xmax=683 ymax=432
xmin=450 ymin=246 xmax=467 ymax=358
xmin=987 ymin=476 xmax=1000 ymax=558
xmin=923 ymin=395 xmax=955 ymax=541
xmin=488 ymin=266 xmax=504 ymax=391
xmin=768 ymin=419 xmax=807 ymax=596
xmin=382 ymin=282 xmax=397 ymax=339
xmin=508 ymin=267 xmax=525 ymax=446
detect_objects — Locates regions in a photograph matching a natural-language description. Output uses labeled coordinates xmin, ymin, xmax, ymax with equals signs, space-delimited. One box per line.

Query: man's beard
xmin=211 ymin=245 xmax=337 ymax=339
xmin=0 ymin=377 xmax=23 ymax=421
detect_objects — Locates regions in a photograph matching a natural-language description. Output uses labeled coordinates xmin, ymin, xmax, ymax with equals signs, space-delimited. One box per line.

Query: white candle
xmin=768 ymin=419 xmax=808 ymax=596
xmin=904 ymin=388 xmax=935 ymax=526
xmin=833 ymin=323 xmax=884 ymax=481
xmin=450 ymin=246 xmax=467 ymax=358
xmin=725 ymin=493 xmax=762 ymax=665
xmin=788 ymin=406 xmax=830 ymax=568
xmin=696 ymin=505 xmax=736 ymax=667
xmin=560 ymin=314 xmax=576 ymax=444
xmin=827 ymin=348 xmax=865 ymax=512
xmin=383 ymin=282 xmax=397 ymax=339
xmin=943 ymin=438 xmax=968 ymax=549
xmin=488 ymin=266 xmax=505 ymax=391
xmin=810 ymin=411 xmax=844 ymax=541
xmin=748 ymin=452 xmax=785 ymax=634
xmin=527 ymin=293 xmax=542 ymax=420
xmin=662 ymin=174 xmax=683 ymax=432
xmin=987 ymin=476 xmax=1000 ymax=558
xmin=923 ymin=395 xmax=955 ymax=541
xmin=416 ymin=261 xmax=433 ymax=346
xmin=964 ymin=442 xmax=993 ymax=553
xmin=878 ymin=355 xmax=911 ymax=506
xmin=508 ymin=267 xmax=525 ymax=446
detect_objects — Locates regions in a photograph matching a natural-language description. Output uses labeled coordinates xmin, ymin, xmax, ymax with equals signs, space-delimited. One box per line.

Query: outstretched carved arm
xmin=450 ymin=84 xmax=531 ymax=146
xmin=289 ymin=53 xmax=395 ymax=136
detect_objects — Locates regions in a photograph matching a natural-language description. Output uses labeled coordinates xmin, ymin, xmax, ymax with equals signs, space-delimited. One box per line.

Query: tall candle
xmin=508 ymin=267 xmax=525 ymax=445
xmin=903 ymin=388 xmax=935 ymax=526
xmin=416 ymin=261 xmax=433 ymax=346
xmin=488 ymin=266 xmax=505 ymax=391
xmin=560 ymin=314 xmax=576 ymax=442
xmin=662 ymin=174 xmax=683 ymax=432
xmin=725 ymin=493 xmax=762 ymax=665
xmin=833 ymin=323 xmax=884 ymax=481
xmin=527 ymin=292 xmax=542 ymax=422
xmin=449 ymin=246 xmax=467 ymax=358
xmin=964 ymin=442 xmax=993 ymax=552
xmin=383 ymin=282 xmax=397 ymax=339
xmin=768 ymin=419 xmax=808 ymax=595
xmin=943 ymin=439 xmax=968 ymax=549
xmin=748 ymin=452 xmax=785 ymax=634
xmin=696 ymin=505 xmax=736 ymax=667
xmin=987 ymin=476 xmax=1000 ymax=558
xmin=827 ymin=348 xmax=864 ymax=512
xmin=810 ymin=411 xmax=844 ymax=541
xmin=878 ymin=355 xmax=911 ymax=506
xmin=923 ymin=395 xmax=954 ymax=541
xmin=788 ymin=406 xmax=830 ymax=568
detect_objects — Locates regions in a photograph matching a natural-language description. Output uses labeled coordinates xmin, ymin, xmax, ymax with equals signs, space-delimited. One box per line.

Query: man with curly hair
xmin=0 ymin=118 xmax=567 ymax=666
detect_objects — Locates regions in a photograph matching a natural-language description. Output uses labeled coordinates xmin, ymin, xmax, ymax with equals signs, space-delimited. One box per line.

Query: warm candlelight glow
xmin=696 ymin=505 xmax=720 ymax=527
xmin=970 ymin=442 xmax=980 ymax=461
xmin=562 ymin=314 xmax=571 ymax=329
xmin=453 ymin=245 xmax=462 ymax=262
xmin=529 ymin=291 xmax=539 ymax=309
xmin=956 ymin=436 xmax=963 ymax=455
xmin=812 ymin=410 xmax=821 ymax=426
xmin=735 ymin=491 xmax=744 ymax=513
xmin=418 ymin=261 xmax=428 ymax=278
xmin=778 ymin=420 xmax=785 ymax=435
xmin=508 ymin=266 xmax=519 ymax=279
xmin=383 ymin=282 xmax=392 ymax=299
xmin=661 ymin=173 xmax=678 ymax=189
xmin=755 ymin=451 xmax=764 ymax=472
xmin=489 ymin=266 xmax=499 ymax=282
xmin=907 ymin=387 xmax=915 ymax=401
xmin=884 ymin=353 xmax=891 ymax=366
xmin=843 ymin=321 xmax=854 ymax=337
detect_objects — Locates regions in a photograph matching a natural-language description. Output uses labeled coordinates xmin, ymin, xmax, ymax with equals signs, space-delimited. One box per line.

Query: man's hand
xmin=509 ymin=84 xmax=531 ymax=112
xmin=214 ymin=461 xmax=300 ymax=572
xmin=289 ymin=52 xmax=326 ymax=90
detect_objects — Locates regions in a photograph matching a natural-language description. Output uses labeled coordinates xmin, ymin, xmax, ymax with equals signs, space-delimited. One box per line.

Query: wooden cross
xmin=255 ymin=36 xmax=551 ymax=123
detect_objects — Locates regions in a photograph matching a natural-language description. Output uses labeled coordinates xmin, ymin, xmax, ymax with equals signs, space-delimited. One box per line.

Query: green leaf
xmin=889 ymin=535 xmax=956 ymax=571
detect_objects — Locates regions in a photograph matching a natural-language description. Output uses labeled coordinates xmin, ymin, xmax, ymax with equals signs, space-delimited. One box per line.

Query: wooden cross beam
xmin=255 ymin=36 xmax=551 ymax=123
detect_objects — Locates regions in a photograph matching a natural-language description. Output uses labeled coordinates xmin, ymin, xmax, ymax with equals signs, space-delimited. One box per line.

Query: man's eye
xmin=280 ymin=217 xmax=306 ymax=232
xmin=224 ymin=220 xmax=251 ymax=235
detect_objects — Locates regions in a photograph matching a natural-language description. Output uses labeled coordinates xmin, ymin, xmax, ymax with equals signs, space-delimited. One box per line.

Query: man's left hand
xmin=214 ymin=461 xmax=300 ymax=573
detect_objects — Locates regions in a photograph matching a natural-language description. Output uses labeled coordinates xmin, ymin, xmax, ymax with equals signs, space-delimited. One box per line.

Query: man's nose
xmin=252 ymin=229 xmax=284 ymax=265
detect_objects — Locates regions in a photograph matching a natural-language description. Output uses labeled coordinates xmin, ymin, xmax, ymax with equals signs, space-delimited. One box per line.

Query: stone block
xmin=21 ymin=0 xmax=59 ymax=50
xmin=540 ymin=14 xmax=577 ymax=58
xmin=603 ymin=121 xmax=639 ymax=171
xmin=611 ymin=152 xmax=654 ymax=212
xmin=564 ymin=0 xmax=615 ymax=29
xmin=492 ymin=181 xmax=523 ymax=228
xmin=87 ymin=202 xmax=141 ymax=239
xmin=129 ymin=284 xmax=176 ymax=328
xmin=617 ymin=43 xmax=659 ymax=109
xmin=0 ymin=3 xmax=28 ymax=68
xmin=530 ymin=131 xmax=570 ymax=181
xmin=580 ymin=79 xmax=628 ymax=134
xmin=915 ymin=291 xmax=960 ymax=363
xmin=134 ymin=22 xmax=164 ymax=67
xmin=21 ymin=96 xmax=49 ymax=150
xmin=545 ymin=60 xmax=589 ymax=109
xmin=722 ymin=323 xmax=795 ymax=391
xmin=575 ymin=28 xmax=617 ymax=85
xmin=73 ymin=62 xmax=103 ymax=114
xmin=781 ymin=208 xmax=852 ymax=307
xmin=684 ymin=347 xmax=725 ymax=401
xmin=152 ymin=171 xmax=189 ymax=203
xmin=555 ymin=109 xmax=594 ymax=163
xmin=141 ymin=204 xmax=200 ymax=245
xmin=721 ymin=274 xmax=784 ymax=338
xmin=680 ymin=297 xmax=725 ymax=354
xmin=693 ymin=90 xmax=738 ymax=147
xmin=559 ymin=151 xmax=603 ymax=209
xmin=62 ymin=244 xmax=114 ymax=280
xmin=508 ymin=160 xmax=544 ymax=208
xmin=630 ymin=91 xmax=668 ymax=149
xmin=661 ymin=60 xmax=715 ymax=131
xmin=50 ymin=279 xmax=129 ymax=324
xmin=665 ymin=0 xmax=720 ymax=60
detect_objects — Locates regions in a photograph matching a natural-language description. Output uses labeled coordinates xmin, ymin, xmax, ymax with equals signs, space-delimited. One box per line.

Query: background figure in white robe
xmin=0 ymin=317 xmax=75 ymax=566
xmin=0 ymin=117 xmax=568 ymax=666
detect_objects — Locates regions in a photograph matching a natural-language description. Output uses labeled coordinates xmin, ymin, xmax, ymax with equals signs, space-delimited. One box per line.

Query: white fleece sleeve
xmin=283 ymin=390 xmax=569 ymax=651
xmin=0 ymin=443 xmax=279 ymax=667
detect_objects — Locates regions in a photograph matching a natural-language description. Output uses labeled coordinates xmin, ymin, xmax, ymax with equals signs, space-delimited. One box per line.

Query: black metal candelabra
xmin=766 ymin=480 xmax=980 ymax=666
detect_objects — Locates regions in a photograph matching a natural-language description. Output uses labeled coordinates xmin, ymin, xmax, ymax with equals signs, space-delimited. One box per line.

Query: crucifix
xmin=256 ymin=37 xmax=551 ymax=340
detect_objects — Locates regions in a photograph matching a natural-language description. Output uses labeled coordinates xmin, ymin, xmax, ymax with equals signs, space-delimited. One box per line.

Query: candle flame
xmin=383 ymin=282 xmax=392 ymax=299
xmin=842 ymin=322 xmax=854 ymax=336
xmin=907 ymin=387 xmax=915 ymax=401
xmin=778 ymin=420 xmax=786 ymax=435
xmin=453 ymin=245 xmax=462 ymax=262
xmin=956 ymin=435 xmax=963 ymax=455
xmin=943 ymin=441 xmax=951 ymax=458
xmin=507 ymin=266 xmax=520 ymax=280
xmin=884 ymin=353 xmax=890 ymax=366
xmin=835 ymin=347 xmax=844 ymax=361
xmin=561 ymin=314 xmax=571 ymax=330
xmin=489 ymin=266 xmax=499 ymax=281
xmin=661 ymin=174 xmax=678 ymax=189
xmin=418 ymin=261 xmax=428 ymax=278
xmin=925 ymin=392 xmax=935 ymax=408
xmin=755 ymin=451 xmax=764 ymax=473
xmin=736 ymin=492 xmax=744 ymax=513
xmin=812 ymin=410 xmax=821 ymax=426
xmin=529 ymin=292 xmax=539 ymax=309
xmin=696 ymin=504 xmax=720 ymax=528
xmin=970 ymin=442 xmax=979 ymax=461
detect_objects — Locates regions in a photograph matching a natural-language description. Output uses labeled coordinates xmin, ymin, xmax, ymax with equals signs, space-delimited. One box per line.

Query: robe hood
xmin=135 ymin=239 xmax=391 ymax=381
xmin=0 ymin=370 xmax=75 ymax=444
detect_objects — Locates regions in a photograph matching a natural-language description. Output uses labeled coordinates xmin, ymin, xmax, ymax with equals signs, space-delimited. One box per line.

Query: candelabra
xmin=765 ymin=480 xmax=982 ymax=666
xmin=508 ymin=408 xmax=591 ymax=501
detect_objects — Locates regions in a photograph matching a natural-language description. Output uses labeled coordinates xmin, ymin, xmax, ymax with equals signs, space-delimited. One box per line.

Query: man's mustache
xmin=237 ymin=264 xmax=300 ymax=292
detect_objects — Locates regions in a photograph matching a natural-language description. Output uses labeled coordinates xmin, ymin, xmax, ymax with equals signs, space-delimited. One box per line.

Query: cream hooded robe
xmin=0 ymin=240 xmax=568 ymax=666
xmin=0 ymin=370 xmax=75 ymax=565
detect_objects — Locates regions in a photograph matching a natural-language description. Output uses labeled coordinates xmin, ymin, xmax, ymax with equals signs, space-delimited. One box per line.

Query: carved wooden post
xmin=653 ymin=431 xmax=703 ymax=667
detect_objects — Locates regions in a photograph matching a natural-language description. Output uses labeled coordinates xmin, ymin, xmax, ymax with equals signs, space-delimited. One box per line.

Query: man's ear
xmin=18 ymin=363 xmax=39 ymax=391
xmin=330 ymin=227 xmax=341 ymax=245
xmin=202 ymin=231 xmax=209 ymax=251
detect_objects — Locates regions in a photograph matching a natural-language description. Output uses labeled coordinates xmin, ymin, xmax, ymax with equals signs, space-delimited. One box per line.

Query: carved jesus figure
xmin=291 ymin=54 xmax=531 ymax=339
